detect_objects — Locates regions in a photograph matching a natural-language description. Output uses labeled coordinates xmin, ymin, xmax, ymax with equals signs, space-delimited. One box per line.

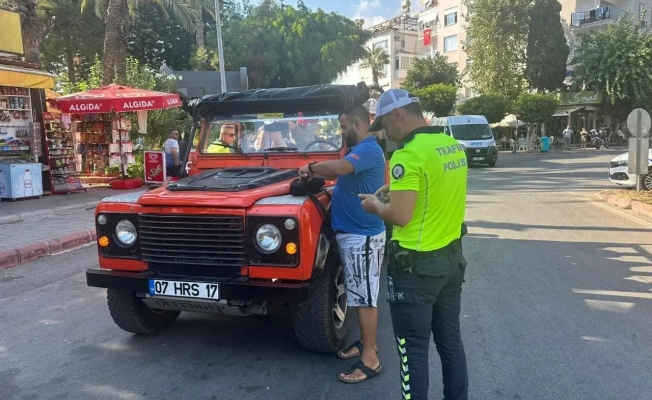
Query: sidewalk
xmin=0 ymin=187 xmax=144 ymax=269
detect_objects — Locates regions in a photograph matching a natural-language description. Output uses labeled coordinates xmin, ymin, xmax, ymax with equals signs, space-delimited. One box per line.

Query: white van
xmin=430 ymin=115 xmax=498 ymax=167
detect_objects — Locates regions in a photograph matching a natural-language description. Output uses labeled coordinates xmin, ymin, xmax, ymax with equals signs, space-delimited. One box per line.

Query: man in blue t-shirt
xmin=299 ymin=104 xmax=386 ymax=385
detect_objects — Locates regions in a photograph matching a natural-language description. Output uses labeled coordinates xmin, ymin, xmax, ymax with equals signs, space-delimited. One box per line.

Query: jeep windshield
xmin=450 ymin=124 xmax=494 ymax=141
xmin=199 ymin=112 xmax=343 ymax=155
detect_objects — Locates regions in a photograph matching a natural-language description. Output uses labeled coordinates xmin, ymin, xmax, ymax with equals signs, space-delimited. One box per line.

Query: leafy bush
xmin=456 ymin=93 xmax=509 ymax=123
xmin=412 ymin=84 xmax=458 ymax=117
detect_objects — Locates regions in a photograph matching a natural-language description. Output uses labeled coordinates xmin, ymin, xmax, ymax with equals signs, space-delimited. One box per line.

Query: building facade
xmin=333 ymin=6 xmax=426 ymax=90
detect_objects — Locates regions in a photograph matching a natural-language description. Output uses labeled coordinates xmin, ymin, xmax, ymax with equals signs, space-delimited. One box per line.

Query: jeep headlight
xmin=613 ymin=160 xmax=628 ymax=167
xmin=255 ymin=224 xmax=282 ymax=254
xmin=115 ymin=220 xmax=137 ymax=246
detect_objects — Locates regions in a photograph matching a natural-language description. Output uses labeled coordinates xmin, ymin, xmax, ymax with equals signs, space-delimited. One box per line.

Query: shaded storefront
xmin=551 ymin=91 xmax=604 ymax=139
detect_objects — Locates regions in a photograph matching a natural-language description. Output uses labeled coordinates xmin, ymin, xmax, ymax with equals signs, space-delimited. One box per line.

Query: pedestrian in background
xmin=359 ymin=89 xmax=469 ymax=400
xmin=298 ymin=104 xmax=386 ymax=384
xmin=562 ymin=126 xmax=573 ymax=150
xmin=580 ymin=127 xmax=588 ymax=150
xmin=163 ymin=128 xmax=180 ymax=177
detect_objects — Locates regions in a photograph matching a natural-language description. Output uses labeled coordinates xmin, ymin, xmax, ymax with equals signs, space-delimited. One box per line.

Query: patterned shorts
xmin=336 ymin=232 xmax=386 ymax=308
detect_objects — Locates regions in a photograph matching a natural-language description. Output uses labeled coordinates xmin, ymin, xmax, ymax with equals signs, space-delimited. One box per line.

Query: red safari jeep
xmin=86 ymin=83 xmax=384 ymax=352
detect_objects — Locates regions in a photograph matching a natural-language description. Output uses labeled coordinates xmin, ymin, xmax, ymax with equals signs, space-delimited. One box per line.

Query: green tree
xmin=456 ymin=93 xmax=509 ymax=123
xmin=39 ymin=0 xmax=105 ymax=84
xmin=208 ymin=0 xmax=370 ymax=88
xmin=360 ymin=46 xmax=390 ymax=86
xmin=81 ymin=0 xmax=198 ymax=85
xmin=513 ymin=93 xmax=559 ymax=141
xmin=128 ymin=2 xmax=196 ymax=71
xmin=525 ymin=0 xmax=569 ymax=92
xmin=412 ymin=84 xmax=458 ymax=117
xmin=571 ymin=10 xmax=652 ymax=122
xmin=402 ymin=54 xmax=459 ymax=92
xmin=464 ymin=0 xmax=530 ymax=98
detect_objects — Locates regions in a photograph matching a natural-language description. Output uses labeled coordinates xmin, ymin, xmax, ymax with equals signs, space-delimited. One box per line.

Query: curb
xmin=0 ymin=230 xmax=97 ymax=271
xmin=603 ymin=194 xmax=652 ymax=218
xmin=0 ymin=201 xmax=99 ymax=224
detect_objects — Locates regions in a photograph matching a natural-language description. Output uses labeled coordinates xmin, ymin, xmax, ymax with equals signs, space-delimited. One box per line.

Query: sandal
xmin=337 ymin=360 xmax=382 ymax=384
xmin=336 ymin=340 xmax=379 ymax=359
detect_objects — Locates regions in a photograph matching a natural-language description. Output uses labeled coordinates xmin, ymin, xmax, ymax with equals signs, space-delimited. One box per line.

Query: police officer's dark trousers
xmin=387 ymin=243 xmax=468 ymax=400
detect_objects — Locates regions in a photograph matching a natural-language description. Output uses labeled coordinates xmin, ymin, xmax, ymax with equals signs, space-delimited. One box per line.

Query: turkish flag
xmin=424 ymin=28 xmax=432 ymax=46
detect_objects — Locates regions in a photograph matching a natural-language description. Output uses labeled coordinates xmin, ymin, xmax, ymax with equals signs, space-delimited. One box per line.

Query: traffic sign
xmin=626 ymin=108 xmax=651 ymax=138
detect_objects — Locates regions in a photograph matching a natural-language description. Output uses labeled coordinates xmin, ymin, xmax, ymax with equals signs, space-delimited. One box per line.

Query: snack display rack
xmin=42 ymin=113 xmax=86 ymax=194
xmin=0 ymin=86 xmax=32 ymax=157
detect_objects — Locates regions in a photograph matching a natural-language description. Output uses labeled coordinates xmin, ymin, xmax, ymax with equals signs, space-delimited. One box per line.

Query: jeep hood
xmin=137 ymin=167 xmax=300 ymax=208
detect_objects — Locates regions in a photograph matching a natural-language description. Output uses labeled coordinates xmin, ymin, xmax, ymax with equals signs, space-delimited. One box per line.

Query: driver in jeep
xmin=207 ymin=124 xmax=237 ymax=153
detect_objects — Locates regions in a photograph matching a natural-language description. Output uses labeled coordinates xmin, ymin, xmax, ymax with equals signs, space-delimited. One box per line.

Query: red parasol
xmin=48 ymin=84 xmax=181 ymax=114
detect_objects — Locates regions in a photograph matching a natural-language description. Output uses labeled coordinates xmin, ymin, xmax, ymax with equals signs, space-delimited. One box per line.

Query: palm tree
xmin=360 ymin=46 xmax=390 ymax=87
xmin=81 ymin=0 xmax=208 ymax=85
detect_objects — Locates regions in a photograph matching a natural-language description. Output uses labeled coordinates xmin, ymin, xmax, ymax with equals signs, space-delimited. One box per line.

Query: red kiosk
xmin=47 ymin=85 xmax=182 ymax=189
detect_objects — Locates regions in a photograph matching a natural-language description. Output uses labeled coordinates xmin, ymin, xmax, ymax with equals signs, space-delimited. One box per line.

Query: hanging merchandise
xmin=0 ymin=85 xmax=33 ymax=158
xmin=47 ymin=84 xmax=182 ymax=190
xmin=42 ymin=112 xmax=86 ymax=194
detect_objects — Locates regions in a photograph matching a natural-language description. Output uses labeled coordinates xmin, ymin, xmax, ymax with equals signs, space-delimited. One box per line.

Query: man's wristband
xmin=308 ymin=162 xmax=317 ymax=173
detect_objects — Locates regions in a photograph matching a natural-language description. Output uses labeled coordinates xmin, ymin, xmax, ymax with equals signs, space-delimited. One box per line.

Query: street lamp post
xmin=214 ymin=0 xmax=227 ymax=93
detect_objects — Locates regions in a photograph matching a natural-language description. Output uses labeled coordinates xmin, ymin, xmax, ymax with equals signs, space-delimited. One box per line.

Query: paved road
xmin=2 ymin=148 xmax=652 ymax=400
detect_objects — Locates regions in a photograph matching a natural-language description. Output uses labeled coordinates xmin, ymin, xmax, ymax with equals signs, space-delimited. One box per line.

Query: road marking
xmin=564 ymin=192 xmax=652 ymax=228
xmin=588 ymin=201 xmax=652 ymax=229
xmin=573 ymin=289 xmax=652 ymax=300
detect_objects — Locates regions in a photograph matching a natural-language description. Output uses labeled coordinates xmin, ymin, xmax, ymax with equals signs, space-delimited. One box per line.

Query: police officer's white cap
xmin=368 ymin=89 xmax=420 ymax=132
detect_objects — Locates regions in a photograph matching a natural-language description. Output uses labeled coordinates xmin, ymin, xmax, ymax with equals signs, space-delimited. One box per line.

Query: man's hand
xmin=374 ymin=184 xmax=390 ymax=200
xmin=298 ymin=164 xmax=313 ymax=180
xmin=358 ymin=193 xmax=381 ymax=214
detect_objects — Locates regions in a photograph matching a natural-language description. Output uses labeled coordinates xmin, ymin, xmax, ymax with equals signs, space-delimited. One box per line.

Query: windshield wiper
xmin=264 ymin=147 xmax=299 ymax=152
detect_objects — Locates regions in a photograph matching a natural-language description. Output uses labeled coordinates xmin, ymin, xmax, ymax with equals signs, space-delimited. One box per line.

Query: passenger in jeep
xmin=299 ymin=104 xmax=386 ymax=384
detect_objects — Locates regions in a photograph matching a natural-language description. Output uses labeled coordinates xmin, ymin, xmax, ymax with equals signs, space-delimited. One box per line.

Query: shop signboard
xmin=0 ymin=10 xmax=24 ymax=55
xmin=144 ymin=150 xmax=166 ymax=183
xmin=559 ymin=91 xmax=604 ymax=106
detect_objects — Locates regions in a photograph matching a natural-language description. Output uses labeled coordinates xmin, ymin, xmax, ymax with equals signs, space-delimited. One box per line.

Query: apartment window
xmin=444 ymin=35 xmax=458 ymax=52
xmin=401 ymin=56 xmax=412 ymax=70
xmin=640 ymin=3 xmax=648 ymax=27
xmin=373 ymin=40 xmax=388 ymax=51
xmin=395 ymin=56 xmax=400 ymax=70
xmin=444 ymin=11 xmax=458 ymax=26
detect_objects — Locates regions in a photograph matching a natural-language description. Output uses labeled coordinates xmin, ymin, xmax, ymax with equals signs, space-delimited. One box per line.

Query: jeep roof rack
xmin=183 ymin=82 xmax=370 ymax=120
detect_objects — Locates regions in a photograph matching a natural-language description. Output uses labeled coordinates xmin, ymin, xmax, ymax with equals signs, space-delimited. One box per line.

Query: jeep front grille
xmin=139 ymin=214 xmax=246 ymax=267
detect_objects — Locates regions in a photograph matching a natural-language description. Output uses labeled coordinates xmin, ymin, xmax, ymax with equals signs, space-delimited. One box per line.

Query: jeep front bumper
xmin=86 ymin=269 xmax=313 ymax=304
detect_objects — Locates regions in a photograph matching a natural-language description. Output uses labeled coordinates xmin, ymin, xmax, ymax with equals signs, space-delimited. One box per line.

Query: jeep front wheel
xmin=107 ymin=289 xmax=180 ymax=335
xmin=292 ymin=253 xmax=351 ymax=352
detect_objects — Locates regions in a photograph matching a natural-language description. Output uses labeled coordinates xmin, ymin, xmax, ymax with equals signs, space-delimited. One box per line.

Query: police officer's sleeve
xmin=389 ymin=148 xmax=423 ymax=191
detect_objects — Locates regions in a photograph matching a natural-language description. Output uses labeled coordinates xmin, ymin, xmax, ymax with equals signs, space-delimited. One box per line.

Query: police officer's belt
xmin=395 ymin=239 xmax=461 ymax=260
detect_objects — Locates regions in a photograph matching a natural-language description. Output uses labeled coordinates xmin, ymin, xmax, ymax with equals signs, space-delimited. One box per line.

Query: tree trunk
xmin=20 ymin=7 xmax=46 ymax=65
xmin=102 ymin=0 xmax=129 ymax=86
xmin=195 ymin=4 xmax=205 ymax=48
xmin=372 ymin=69 xmax=379 ymax=86
xmin=65 ymin=46 xmax=76 ymax=84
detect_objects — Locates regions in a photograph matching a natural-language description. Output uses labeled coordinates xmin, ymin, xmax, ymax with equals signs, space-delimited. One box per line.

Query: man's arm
xmin=308 ymin=159 xmax=354 ymax=180
xmin=172 ymin=142 xmax=180 ymax=166
xmin=369 ymin=190 xmax=417 ymax=227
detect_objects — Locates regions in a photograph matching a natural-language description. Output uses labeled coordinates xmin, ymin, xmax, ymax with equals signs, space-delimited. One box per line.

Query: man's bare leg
xmin=340 ymin=307 xmax=380 ymax=381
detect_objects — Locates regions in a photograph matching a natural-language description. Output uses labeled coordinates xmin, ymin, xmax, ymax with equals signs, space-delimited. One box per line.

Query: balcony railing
xmin=571 ymin=6 xmax=623 ymax=27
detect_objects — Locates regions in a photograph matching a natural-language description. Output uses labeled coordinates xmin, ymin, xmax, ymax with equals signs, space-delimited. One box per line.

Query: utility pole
xmin=214 ymin=0 xmax=227 ymax=93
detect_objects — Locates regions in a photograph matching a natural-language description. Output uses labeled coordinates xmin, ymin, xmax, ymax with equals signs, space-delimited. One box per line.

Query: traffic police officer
xmin=359 ymin=89 xmax=469 ymax=400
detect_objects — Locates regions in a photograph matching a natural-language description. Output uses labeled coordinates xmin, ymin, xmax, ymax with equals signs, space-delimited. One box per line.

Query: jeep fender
xmin=312 ymin=223 xmax=336 ymax=279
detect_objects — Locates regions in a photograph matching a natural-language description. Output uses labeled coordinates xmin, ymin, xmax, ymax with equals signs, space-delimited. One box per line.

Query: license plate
xmin=472 ymin=157 xmax=484 ymax=161
xmin=149 ymin=279 xmax=220 ymax=300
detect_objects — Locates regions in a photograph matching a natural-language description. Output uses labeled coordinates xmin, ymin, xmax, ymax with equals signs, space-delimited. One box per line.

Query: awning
xmin=45 ymin=89 xmax=61 ymax=114
xmin=0 ymin=64 xmax=56 ymax=89
xmin=552 ymin=107 xmax=583 ymax=117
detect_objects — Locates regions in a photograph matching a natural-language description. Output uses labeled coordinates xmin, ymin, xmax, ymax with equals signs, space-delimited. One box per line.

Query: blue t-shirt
xmin=331 ymin=136 xmax=386 ymax=236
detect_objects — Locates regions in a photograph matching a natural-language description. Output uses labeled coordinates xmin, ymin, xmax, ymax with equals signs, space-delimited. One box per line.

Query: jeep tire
xmin=107 ymin=289 xmax=180 ymax=335
xmin=292 ymin=251 xmax=352 ymax=352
